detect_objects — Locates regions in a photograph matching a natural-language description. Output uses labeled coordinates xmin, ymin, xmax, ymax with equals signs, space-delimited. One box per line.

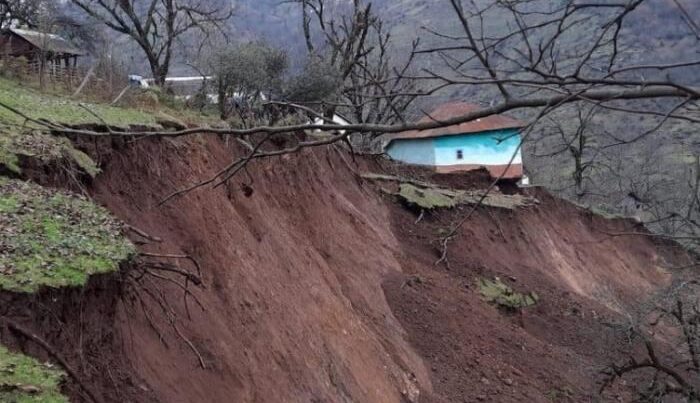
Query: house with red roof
xmin=384 ymin=102 xmax=525 ymax=180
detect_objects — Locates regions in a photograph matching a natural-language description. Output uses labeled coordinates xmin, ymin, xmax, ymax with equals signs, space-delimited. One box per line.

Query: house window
xmin=456 ymin=149 xmax=464 ymax=160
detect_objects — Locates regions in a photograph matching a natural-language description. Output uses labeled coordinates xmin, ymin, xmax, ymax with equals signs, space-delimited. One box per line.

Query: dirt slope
xmin=383 ymin=188 xmax=688 ymax=402
xmin=91 ymin=137 xmax=431 ymax=402
xmin=1 ymin=134 xmax=693 ymax=402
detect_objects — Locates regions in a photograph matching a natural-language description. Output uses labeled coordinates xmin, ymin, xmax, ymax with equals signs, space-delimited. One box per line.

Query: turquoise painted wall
xmin=386 ymin=138 xmax=435 ymax=165
xmin=433 ymin=129 xmax=522 ymax=166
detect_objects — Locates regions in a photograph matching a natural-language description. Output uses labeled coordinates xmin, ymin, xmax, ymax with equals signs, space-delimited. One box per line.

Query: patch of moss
xmin=0 ymin=130 xmax=100 ymax=178
xmin=61 ymin=144 xmax=100 ymax=178
xmin=396 ymin=182 xmax=538 ymax=210
xmin=0 ymin=345 xmax=68 ymax=402
xmin=477 ymin=277 xmax=538 ymax=309
xmin=544 ymin=386 xmax=574 ymax=402
xmin=398 ymin=183 xmax=460 ymax=209
xmin=0 ymin=132 xmax=21 ymax=174
xmin=0 ymin=179 xmax=135 ymax=292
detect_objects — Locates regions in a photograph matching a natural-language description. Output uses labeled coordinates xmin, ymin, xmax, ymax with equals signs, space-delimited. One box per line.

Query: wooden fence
xmin=10 ymin=60 xmax=124 ymax=101
xmin=27 ymin=61 xmax=82 ymax=86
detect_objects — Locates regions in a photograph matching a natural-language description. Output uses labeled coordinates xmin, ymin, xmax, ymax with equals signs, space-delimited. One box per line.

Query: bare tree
xmin=69 ymin=0 xmax=233 ymax=85
xmin=0 ymin=0 xmax=42 ymax=29
xmin=290 ymin=0 xmax=422 ymax=130
xmin=0 ymin=4 xmax=697 ymax=399
xmin=532 ymin=105 xmax=604 ymax=201
xmin=530 ymin=101 xmax=700 ymax=253
xmin=601 ymin=284 xmax=700 ymax=402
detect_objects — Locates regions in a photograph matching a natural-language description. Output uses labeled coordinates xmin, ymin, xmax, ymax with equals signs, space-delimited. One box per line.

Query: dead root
xmin=124 ymin=225 xmax=163 ymax=244
xmin=123 ymin=252 xmax=207 ymax=369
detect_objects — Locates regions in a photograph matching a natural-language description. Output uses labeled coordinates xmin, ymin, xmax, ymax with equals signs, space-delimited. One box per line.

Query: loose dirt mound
xmin=383 ymin=187 xmax=690 ymax=402
xmin=1 ymin=134 xmax=693 ymax=402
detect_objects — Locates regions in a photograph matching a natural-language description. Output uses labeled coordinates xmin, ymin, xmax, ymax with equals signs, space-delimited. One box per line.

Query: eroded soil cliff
xmin=1 ymin=134 xmax=693 ymax=402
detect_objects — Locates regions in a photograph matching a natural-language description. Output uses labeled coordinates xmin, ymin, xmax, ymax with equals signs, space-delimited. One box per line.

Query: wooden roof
xmin=8 ymin=28 xmax=85 ymax=56
xmin=388 ymin=102 xmax=523 ymax=142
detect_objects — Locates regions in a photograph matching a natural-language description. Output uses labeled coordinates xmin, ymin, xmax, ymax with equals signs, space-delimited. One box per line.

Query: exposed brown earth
xmin=0 ymin=134 xmax=694 ymax=402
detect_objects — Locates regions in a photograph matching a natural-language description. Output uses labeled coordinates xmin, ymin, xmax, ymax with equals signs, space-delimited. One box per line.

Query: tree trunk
xmin=150 ymin=62 xmax=168 ymax=87
xmin=218 ymin=84 xmax=228 ymax=120
xmin=153 ymin=70 xmax=167 ymax=87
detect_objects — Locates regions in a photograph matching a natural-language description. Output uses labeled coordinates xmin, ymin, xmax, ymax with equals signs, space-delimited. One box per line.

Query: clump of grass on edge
xmin=0 ymin=130 xmax=100 ymax=177
xmin=0 ymin=345 xmax=68 ymax=403
xmin=0 ymin=131 xmax=21 ymax=174
xmin=0 ymin=178 xmax=135 ymax=293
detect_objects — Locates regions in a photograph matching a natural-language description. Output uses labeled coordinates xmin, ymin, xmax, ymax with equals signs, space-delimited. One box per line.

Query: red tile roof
xmin=388 ymin=102 xmax=524 ymax=141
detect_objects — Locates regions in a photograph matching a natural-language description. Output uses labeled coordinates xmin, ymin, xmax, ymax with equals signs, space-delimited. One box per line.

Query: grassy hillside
xmin=0 ymin=80 xmax=142 ymax=293
xmin=0 ymin=78 xmax=157 ymax=128
xmin=0 ymin=345 xmax=67 ymax=403
xmin=0 ymin=177 xmax=135 ymax=292
xmin=0 ymin=79 xmax=145 ymax=401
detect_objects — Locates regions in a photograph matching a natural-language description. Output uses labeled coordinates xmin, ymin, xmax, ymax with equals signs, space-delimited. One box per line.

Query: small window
xmin=456 ymin=149 xmax=464 ymax=160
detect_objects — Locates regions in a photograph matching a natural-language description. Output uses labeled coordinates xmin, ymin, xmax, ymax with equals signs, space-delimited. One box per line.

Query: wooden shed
xmin=0 ymin=28 xmax=85 ymax=70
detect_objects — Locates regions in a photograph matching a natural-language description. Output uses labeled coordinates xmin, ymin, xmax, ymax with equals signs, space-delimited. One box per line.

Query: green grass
xmin=0 ymin=179 xmax=135 ymax=292
xmin=0 ymin=345 xmax=67 ymax=403
xmin=0 ymin=130 xmax=100 ymax=177
xmin=0 ymin=131 xmax=21 ymax=174
xmin=0 ymin=77 xmax=157 ymax=128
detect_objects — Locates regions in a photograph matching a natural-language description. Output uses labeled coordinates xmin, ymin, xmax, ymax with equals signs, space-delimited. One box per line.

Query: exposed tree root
xmin=122 ymin=253 xmax=208 ymax=369
xmin=125 ymin=225 xmax=163 ymax=244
